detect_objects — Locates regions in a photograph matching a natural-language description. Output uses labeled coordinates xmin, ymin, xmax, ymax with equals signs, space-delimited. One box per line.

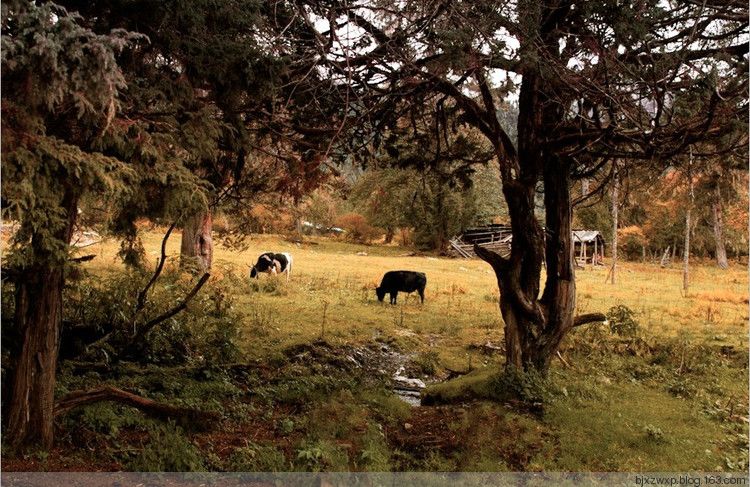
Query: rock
xmin=404 ymin=423 xmax=413 ymax=430
xmin=393 ymin=367 xmax=426 ymax=390
xmin=356 ymin=251 xmax=368 ymax=256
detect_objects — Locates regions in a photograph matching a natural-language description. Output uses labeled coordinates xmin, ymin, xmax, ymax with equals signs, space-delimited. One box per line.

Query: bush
xmin=295 ymin=440 xmax=349 ymax=471
xmin=491 ymin=366 xmax=553 ymax=405
xmin=618 ymin=226 xmax=647 ymax=261
xmin=412 ymin=351 xmax=440 ymax=376
xmin=334 ymin=213 xmax=382 ymax=244
xmin=62 ymin=266 xmax=242 ymax=365
xmin=606 ymin=305 xmax=640 ymax=337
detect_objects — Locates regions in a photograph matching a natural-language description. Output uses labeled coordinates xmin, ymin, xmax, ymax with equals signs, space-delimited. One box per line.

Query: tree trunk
xmin=384 ymin=227 xmax=395 ymax=244
xmin=683 ymin=151 xmax=694 ymax=292
xmin=180 ymin=211 xmax=213 ymax=272
xmin=481 ymin=162 xmax=580 ymax=373
xmin=683 ymin=208 xmax=691 ymax=292
xmin=712 ymin=183 xmax=729 ymax=269
xmin=610 ymin=166 xmax=619 ymax=285
xmin=6 ymin=191 xmax=78 ymax=450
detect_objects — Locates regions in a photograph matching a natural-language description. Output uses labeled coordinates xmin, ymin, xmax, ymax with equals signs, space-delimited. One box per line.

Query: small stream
xmin=392 ymin=366 xmax=427 ymax=406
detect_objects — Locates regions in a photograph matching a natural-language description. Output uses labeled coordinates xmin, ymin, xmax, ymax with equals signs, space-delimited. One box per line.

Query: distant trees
xmin=582 ymin=159 xmax=748 ymax=265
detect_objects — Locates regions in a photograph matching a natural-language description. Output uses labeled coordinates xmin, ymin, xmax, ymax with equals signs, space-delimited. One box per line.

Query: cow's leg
xmin=418 ymin=288 xmax=425 ymax=304
xmin=390 ymin=291 xmax=397 ymax=304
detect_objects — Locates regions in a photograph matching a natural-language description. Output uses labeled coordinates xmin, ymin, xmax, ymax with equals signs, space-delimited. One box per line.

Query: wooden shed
xmin=450 ymin=225 xmax=605 ymax=266
xmin=449 ymin=224 xmax=512 ymax=258
xmin=573 ymin=230 xmax=606 ymax=266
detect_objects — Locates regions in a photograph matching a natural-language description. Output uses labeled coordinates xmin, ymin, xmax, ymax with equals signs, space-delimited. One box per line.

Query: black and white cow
xmin=376 ymin=270 xmax=426 ymax=304
xmin=250 ymin=252 xmax=293 ymax=280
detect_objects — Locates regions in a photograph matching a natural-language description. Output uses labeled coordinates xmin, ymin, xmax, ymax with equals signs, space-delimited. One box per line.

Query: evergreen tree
xmin=1 ymin=1 xmax=143 ymax=449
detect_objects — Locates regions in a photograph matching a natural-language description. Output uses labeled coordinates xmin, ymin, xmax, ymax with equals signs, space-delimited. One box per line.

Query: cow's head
xmin=375 ymin=287 xmax=385 ymax=302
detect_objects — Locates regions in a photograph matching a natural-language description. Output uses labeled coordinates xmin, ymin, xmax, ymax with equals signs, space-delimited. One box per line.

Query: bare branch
xmin=133 ymin=272 xmax=211 ymax=342
xmin=135 ymin=222 xmax=176 ymax=313
xmin=573 ymin=313 xmax=607 ymax=327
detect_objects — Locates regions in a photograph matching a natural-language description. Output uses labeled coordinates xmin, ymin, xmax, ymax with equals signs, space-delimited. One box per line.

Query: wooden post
xmin=611 ymin=162 xmax=620 ymax=284
xmin=591 ymin=238 xmax=599 ymax=265
xmin=582 ymin=240 xmax=587 ymax=264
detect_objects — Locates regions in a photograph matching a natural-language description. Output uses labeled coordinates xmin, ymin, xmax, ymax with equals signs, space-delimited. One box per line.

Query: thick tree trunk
xmin=180 ymin=211 xmax=213 ymax=272
xmin=477 ymin=72 xmax=582 ymax=374
xmin=480 ymin=162 xmax=581 ymax=374
xmin=6 ymin=191 xmax=78 ymax=450
xmin=535 ymin=159 xmax=577 ymax=372
xmin=712 ymin=184 xmax=729 ymax=269
xmin=6 ymin=269 xmax=64 ymax=450
xmin=610 ymin=167 xmax=619 ymax=285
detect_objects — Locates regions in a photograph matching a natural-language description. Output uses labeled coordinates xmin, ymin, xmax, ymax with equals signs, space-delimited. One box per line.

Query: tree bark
xmin=6 ymin=190 xmax=79 ymax=450
xmin=180 ymin=211 xmax=213 ymax=272
xmin=711 ymin=182 xmax=729 ymax=269
xmin=476 ymin=158 xmax=586 ymax=373
xmin=610 ymin=166 xmax=619 ymax=285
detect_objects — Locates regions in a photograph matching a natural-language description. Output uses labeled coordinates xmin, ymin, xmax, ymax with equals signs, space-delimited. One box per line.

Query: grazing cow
xmin=250 ymin=252 xmax=293 ymax=280
xmin=376 ymin=270 xmax=426 ymax=304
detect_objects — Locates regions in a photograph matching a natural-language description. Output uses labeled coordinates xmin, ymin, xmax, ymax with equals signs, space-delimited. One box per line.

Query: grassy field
xmin=4 ymin=228 xmax=748 ymax=472
xmin=84 ymin=229 xmax=748 ymax=369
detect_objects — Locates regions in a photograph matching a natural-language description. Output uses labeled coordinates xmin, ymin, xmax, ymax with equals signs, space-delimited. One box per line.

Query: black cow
xmin=376 ymin=271 xmax=426 ymax=304
xmin=250 ymin=252 xmax=293 ymax=280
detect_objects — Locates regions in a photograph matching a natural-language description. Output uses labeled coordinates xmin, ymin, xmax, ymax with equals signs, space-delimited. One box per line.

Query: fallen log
xmin=55 ymin=385 xmax=220 ymax=426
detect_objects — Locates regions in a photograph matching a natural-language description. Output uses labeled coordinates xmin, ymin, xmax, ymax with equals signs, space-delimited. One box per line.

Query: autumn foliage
xmin=334 ymin=213 xmax=382 ymax=244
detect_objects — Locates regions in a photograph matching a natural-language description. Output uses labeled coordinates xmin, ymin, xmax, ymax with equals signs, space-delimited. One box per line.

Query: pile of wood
xmin=449 ymin=224 xmax=512 ymax=258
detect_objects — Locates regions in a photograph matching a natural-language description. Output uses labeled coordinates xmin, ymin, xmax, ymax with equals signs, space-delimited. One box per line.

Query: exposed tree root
xmin=54 ymin=385 xmax=220 ymax=425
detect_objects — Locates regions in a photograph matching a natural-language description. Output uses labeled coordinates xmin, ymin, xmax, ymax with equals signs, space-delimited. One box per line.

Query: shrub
xmin=606 ymin=305 xmax=640 ymax=337
xmin=334 ymin=213 xmax=382 ymax=244
xmin=412 ymin=350 xmax=440 ymax=376
xmin=618 ymin=226 xmax=647 ymax=261
xmin=490 ymin=366 xmax=553 ymax=405
xmin=62 ymin=266 xmax=242 ymax=365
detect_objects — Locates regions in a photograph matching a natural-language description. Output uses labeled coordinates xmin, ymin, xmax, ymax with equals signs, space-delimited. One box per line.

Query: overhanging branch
xmin=573 ymin=313 xmax=607 ymax=327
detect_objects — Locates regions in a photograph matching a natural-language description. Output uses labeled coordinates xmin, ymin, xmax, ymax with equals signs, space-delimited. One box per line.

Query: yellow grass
xmin=78 ymin=229 xmax=749 ymax=369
